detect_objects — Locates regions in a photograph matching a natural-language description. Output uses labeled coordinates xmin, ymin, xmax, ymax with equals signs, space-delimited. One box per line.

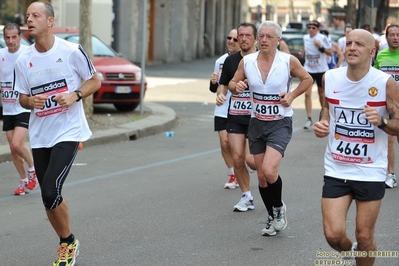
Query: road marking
xmin=0 ymin=149 xmax=220 ymax=203
xmin=0 ymin=127 xmax=304 ymax=203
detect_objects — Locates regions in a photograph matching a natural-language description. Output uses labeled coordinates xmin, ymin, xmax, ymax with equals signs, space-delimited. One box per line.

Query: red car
xmin=23 ymin=27 xmax=147 ymax=112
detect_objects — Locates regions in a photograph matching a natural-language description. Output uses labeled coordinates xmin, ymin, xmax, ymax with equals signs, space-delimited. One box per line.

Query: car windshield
xmin=56 ymin=34 xmax=117 ymax=57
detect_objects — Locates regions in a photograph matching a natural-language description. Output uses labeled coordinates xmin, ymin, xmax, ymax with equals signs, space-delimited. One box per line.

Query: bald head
xmin=229 ymin=29 xmax=237 ymax=37
xmin=347 ymin=29 xmax=375 ymax=49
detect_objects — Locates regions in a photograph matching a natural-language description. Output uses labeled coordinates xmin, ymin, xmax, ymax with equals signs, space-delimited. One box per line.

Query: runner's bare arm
xmin=19 ymin=93 xmax=48 ymax=110
xmin=228 ymin=59 xmax=246 ymax=94
xmin=365 ymin=77 xmax=399 ymax=135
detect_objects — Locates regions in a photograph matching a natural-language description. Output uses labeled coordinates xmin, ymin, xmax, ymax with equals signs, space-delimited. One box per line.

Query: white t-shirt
xmin=14 ymin=36 xmax=96 ymax=148
xmin=324 ymin=67 xmax=390 ymax=182
xmin=212 ymin=53 xmax=231 ymax=118
xmin=379 ymin=34 xmax=388 ymax=52
xmin=337 ymin=36 xmax=347 ymax=67
xmin=0 ymin=44 xmax=31 ymax=115
xmin=303 ymin=32 xmax=331 ymax=73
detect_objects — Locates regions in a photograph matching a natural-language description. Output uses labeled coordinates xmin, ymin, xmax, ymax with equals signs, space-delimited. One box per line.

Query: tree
xmin=80 ymin=0 xmax=94 ymax=118
xmin=346 ymin=0 xmax=356 ymax=28
xmin=288 ymin=0 xmax=295 ymax=21
xmin=376 ymin=0 xmax=389 ymax=32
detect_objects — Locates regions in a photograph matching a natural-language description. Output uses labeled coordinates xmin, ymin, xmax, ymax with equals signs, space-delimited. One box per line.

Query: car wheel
xmin=113 ymin=102 xmax=140 ymax=112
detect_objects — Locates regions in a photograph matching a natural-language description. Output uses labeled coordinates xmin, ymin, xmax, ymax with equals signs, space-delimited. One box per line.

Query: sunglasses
xmin=226 ymin=36 xmax=238 ymax=42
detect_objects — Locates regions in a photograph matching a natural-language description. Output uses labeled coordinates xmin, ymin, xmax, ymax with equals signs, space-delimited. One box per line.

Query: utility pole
xmin=346 ymin=0 xmax=356 ymax=28
xmin=80 ymin=0 xmax=94 ymax=118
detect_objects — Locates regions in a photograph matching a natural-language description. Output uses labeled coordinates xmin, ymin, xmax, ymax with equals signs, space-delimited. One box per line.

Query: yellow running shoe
xmin=53 ymin=239 xmax=80 ymax=266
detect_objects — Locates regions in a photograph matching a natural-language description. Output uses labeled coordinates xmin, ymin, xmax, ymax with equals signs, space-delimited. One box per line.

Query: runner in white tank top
xmin=229 ymin=21 xmax=312 ymax=236
xmin=313 ymin=29 xmax=399 ymax=265
xmin=324 ymin=67 xmax=390 ymax=182
xmin=209 ymin=28 xmax=240 ymax=189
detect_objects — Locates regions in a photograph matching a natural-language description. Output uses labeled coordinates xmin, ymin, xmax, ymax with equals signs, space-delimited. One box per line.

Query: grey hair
xmin=43 ymin=2 xmax=55 ymax=17
xmin=258 ymin=21 xmax=282 ymax=38
xmin=3 ymin=23 xmax=21 ymax=35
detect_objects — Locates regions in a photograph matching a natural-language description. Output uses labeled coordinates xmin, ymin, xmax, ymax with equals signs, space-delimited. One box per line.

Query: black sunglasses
xmin=226 ymin=36 xmax=238 ymax=42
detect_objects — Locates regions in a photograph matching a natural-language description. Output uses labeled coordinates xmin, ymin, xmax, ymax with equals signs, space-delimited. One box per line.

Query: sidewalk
xmin=0 ymin=102 xmax=177 ymax=163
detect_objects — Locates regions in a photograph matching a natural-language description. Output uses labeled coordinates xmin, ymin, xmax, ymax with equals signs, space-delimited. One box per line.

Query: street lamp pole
xmin=140 ymin=0 xmax=147 ymax=115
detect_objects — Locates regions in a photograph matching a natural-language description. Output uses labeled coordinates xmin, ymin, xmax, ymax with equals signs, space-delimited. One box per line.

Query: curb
xmin=0 ymin=102 xmax=177 ymax=163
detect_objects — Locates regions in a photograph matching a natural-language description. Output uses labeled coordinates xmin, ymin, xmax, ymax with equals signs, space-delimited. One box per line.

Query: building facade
xmin=55 ymin=0 xmax=246 ymax=64
xmin=111 ymin=0 xmax=245 ymax=64
xmin=7 ymin=0 xmax=399 ymax=65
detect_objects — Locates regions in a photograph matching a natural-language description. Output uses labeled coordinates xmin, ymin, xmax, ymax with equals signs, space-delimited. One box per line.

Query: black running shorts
xmin=214 ymin=116 xmax=228 ymax=132
xmin=309 ymin=72 xmax=325 ymax=88
xmin=2 ymin=112 xmax=30 ymax=131
xmin=226 ymin=120 xmax=249 ymax=137
xmin=322 ymin=176 xmax=386 ymax=201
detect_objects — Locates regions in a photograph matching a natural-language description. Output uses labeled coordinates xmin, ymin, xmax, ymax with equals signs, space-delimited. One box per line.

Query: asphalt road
xmin=0 ymin=57 xmax=398 ymax=266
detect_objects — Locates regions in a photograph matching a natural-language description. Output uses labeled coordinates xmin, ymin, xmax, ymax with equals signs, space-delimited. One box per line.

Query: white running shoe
xmin=273 ymin=201 xmax=287 ymax=231
xmin=304 ymin=118 xmax=313 ymax=129
xmin=385 ymin=173 xmax=397 ymax=188
xmin=262 ymin=216 xmax=276 ymax=236
xmin=233 ymin=195 xmax=254 ymax=212
xmin=224 ymin=174 xmax=239 ymax=189
xmin=342 ymin=242 xmax=357 ymax=260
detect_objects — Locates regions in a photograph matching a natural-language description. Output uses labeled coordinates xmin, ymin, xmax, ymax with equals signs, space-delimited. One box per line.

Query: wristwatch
xmin=378 ymin=116 xmax=388 ymax=129
xmin=74 ymin=90 xmax=83 ymax=102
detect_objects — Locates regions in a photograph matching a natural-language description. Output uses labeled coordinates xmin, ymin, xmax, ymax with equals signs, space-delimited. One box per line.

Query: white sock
xmin=229 ymin=167 xmax=234 ymax=175
xmin=21 ymin=178 xmax=28 ymax=183
xmin=243 ymin=191 xmax=252 ymax=199
xmin=28 ymin=167 xmax=35 ymax=172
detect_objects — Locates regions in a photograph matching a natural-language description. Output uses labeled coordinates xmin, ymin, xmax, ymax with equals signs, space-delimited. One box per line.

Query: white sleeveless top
xmin=212 ymin=53 xmax=231 ymax=118
xmin=324 ymin=67 xmax=390 ymax=182
xmin=243 ymin=50 xmax=293 ymax=120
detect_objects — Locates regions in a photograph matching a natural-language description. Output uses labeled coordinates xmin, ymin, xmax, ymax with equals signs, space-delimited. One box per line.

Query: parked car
xmin=281 ymin=33 xmax=305 ymax=65
xmin=283 ymin=21 xmax=309 ymax=31
xmin=55 ymin=27 xmax=147 ymax=112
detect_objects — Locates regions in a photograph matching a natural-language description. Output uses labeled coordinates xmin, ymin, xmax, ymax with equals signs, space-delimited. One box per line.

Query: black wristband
xmin=378 ymin=117 xmax=388 ymax=129
xmin=209 ymin=81 xmax=218 ymax=93
xmin=318 ymin=47 xmax=325 ymax=53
